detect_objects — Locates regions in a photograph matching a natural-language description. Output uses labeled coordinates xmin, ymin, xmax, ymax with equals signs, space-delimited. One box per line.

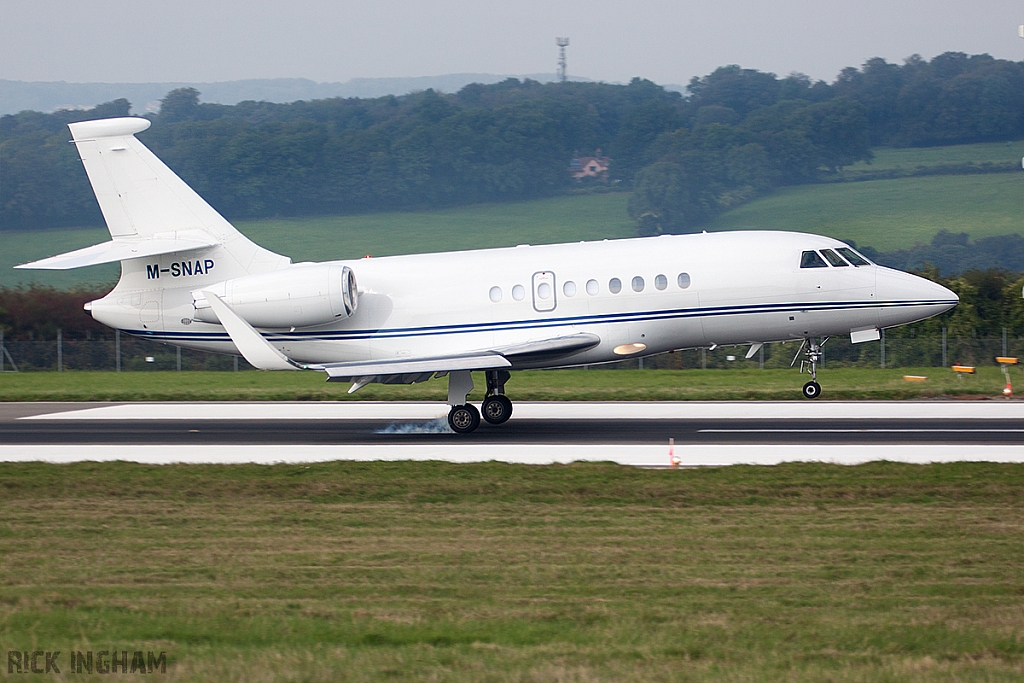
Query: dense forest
xmin=3 ymin=52 xmax=1023 ymax=234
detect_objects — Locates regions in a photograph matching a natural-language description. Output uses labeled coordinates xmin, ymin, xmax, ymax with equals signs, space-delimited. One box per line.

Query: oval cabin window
xmin=677 ymin=272 xmax=691 ymax=289
xmin=586 ymin=279 xmax=599 ymax=295
xmin=512 ymin=284 xmax=526 ymax=301
xmin=632 ymin=276 xmax=645 ymax=292
xmin=563 ymin=281 xmax=577 ymax=297
xmin=489 ymin=286 xmax=502 ymax=302
xmin=609 ymin=278 xmax=622 ymax=294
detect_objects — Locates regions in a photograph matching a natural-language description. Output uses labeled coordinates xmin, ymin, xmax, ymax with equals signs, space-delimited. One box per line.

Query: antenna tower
xmin=556 ymin=37 xmax=569 ymax=83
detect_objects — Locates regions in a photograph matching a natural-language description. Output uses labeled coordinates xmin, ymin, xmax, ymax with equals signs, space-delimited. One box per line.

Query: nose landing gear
xmin=793 ymin=337 xmax=828 ymax=399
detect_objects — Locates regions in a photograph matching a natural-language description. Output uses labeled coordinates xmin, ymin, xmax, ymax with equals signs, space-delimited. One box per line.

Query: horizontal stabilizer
xmin=15 ymin=231 xmax=219 ymax=270
xmin=312 ymin=354 xmax=511 ymax=381
xmin=202 ymin=291 xmax=299 ymax=371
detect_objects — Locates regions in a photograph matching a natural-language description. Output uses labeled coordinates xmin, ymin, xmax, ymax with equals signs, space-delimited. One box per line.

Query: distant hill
xmin=0 ymin=74 xmax=601 ymax=115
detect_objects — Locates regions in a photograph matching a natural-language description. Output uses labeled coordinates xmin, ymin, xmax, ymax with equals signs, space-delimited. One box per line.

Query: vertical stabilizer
xmin=60 ymin=117 xmax=289 ymax=287
xmin=68 ymin=117 xmax=244 ymax=243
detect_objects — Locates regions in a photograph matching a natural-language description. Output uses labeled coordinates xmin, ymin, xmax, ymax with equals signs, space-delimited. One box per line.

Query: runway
xmin=1 ymin=401 xmax=1022 ymax=466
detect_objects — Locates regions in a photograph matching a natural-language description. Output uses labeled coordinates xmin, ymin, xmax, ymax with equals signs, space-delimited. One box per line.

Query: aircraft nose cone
xmin=877 ymin=268 xmax=958 ymax=327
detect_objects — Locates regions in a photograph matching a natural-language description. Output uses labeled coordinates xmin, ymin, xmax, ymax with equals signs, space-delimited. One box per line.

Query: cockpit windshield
xmin=820 ymin=249 xmax=849 ymax=267
xmin=800 ymin=250 xmax=828 ymax=268
xmin=836 ymin=247 xmax=872 ymax=266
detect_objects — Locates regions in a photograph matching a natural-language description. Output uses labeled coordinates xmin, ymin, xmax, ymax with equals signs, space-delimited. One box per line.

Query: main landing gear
xmin=482 ymin=370 xmax=513 ymax=425
xmin=792 ymin=337 xmax=828 ymax=399
xmin=446 ymin=370 xmax=513 ymax=434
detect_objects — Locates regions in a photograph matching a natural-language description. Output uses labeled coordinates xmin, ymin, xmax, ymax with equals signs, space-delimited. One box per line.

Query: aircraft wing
xmin=312 ymin=332 xmax=601 ymax=380
xmin=200 ymin=287 xmax=600 ymax=385
xmin=493 ymin=332 xmax=601 ymax=363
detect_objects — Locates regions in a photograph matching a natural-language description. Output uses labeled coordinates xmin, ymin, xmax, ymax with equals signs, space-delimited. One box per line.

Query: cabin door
xmin=532 ymin=271 xmax=557 ymax=312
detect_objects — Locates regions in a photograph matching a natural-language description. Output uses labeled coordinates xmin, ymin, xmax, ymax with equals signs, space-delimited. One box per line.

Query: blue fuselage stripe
xmin=125 ymin=299 xmax=955 ymax=343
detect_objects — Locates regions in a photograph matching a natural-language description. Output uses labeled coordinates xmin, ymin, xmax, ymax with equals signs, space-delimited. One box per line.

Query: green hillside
xmin=843 ymin=140 xmax=1024 ymax=173
xmin=4 ymin=141 xmax=1024 ymax=288
xmin=0 ymin=193 xmax=635 ymax=288
xmin=705 ymin=172 xmax=1024 ymax=251
xmin=237 ymin=192 xmax=635 ymax=263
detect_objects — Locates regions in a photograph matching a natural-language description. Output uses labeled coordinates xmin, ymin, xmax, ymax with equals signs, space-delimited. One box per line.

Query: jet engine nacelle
xmin=193 ymin=264 xmax=358 ymax=329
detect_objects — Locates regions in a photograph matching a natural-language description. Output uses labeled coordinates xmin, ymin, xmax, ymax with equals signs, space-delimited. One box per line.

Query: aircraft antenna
xmin=556 ymin=37 xmax=569 ymax=83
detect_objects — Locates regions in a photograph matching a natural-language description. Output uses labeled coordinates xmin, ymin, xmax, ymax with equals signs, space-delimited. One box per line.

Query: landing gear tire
xmin=448 ymin=404 xmax=481 ymax=434
xmin=482 ymin=395 xmax=513 ymax=425
xmin=802 ymin=381 xmax=821 ymax=399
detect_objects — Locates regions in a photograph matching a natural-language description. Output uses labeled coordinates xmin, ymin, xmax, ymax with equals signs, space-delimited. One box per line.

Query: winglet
xmin=202 ymin=291 xmax=299 ymax=371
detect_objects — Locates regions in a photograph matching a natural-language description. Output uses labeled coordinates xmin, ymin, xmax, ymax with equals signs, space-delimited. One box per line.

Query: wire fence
xmin=0 ymin=330 xmax=248 ymax=372
xmin=1 ymin=328 xmax=1020 ymax=373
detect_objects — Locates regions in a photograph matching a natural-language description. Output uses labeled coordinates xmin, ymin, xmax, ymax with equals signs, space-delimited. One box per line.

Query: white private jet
xmin=18 ymin=118 xmax=957 ymax=432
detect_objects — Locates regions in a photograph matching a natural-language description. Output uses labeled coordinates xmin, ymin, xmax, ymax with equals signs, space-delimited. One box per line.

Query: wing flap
xmin=312 ymin=354 xmax=511 ymax=382
xmin=312 ymin=332 xmax=599 ymax=384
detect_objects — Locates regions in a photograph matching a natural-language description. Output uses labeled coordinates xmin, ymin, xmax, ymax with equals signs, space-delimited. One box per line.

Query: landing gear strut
xmin=446 ymin=370 xmax=480 ymax=433
xmin=793 ymin=337 xmax=828 ymax=399
xmin=482 ymin=370 xmax=513 ymax=425
xmin=446 ymin=370 xmax=513 ymax=433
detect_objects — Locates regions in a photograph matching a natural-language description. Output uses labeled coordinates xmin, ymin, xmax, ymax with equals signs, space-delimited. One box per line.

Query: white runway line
xmin=1 ymin=444 xmax=1023 ymax=466
xmin=19 ymin=401 xmax=1024 ymax=421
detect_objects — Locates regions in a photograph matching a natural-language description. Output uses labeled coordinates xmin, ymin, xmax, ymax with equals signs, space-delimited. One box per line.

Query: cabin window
xmin=563 ymin=281 xmax=577 ymax=297
xmin=512 ymin=284 xmax=526 ymax=301
xmin=488 ymin=286 xmax=502 ymax=302
xmin=800 ymin=251 xmax=828 ymax=268
xmin=632 ymin=276 xmax=645 ymax=292
xmin=537 ymin=282 xmax=552 ymax=300
xmin=609 ymin=278 xmax=622 ymax=294
xmin=655 ymin=274 xmax=668 ymax=290
xmin=837 ymin=247 xmax=872 ymax=266
xmin=821 ymin=249 xmax=849 ymax=267
xmin=586 ymin=279 xmax=599 ymax=295
xmin=677 ymin=272 xmax=691 ymax=289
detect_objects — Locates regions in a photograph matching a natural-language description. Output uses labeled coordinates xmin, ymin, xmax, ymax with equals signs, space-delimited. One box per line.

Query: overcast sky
xmin=2 ymin=0 xmax=1022 ymax=87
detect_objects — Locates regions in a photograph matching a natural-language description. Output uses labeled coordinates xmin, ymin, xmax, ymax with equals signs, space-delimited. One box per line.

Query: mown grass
xmin=705 ymin=172 xmax=1024 ymax=251
xmin=0 ymin=367 xmax=1017 ymax=402
xmin=1 ymin=460 xmax=1023 ymax=681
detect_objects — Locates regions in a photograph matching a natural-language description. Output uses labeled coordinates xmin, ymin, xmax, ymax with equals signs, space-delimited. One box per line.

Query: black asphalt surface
xmin=1 ymin=404 xmax=1022 ymax=445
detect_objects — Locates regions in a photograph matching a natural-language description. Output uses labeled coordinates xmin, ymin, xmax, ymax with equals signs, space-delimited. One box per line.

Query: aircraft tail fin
xmin=67 ymin=117 xmax=243 ymax=244
xmin=18 ymin=117 xmax=289 ymax=281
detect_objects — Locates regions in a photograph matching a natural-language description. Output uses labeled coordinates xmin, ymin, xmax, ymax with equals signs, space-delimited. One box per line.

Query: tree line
xmin=1 ymin=52 xmax=1023 ymax=233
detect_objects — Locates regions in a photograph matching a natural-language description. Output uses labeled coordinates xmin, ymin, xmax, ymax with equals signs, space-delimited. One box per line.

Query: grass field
xmin=705 ymin=173 xmax=1024 ymax=251
xmin=844 ymin=140 xmax=1024 ymax=173
xmin=2 ymin=460 xmax=1023 ymax=681
xmin=0 ymin=367 xmax=1018 ymax=402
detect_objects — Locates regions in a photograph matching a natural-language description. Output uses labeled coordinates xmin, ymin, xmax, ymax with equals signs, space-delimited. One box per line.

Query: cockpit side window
xmin=836 ymin=247 xmax=872 ymax=266
xmin=821 ymin=249 xmax=849 ymax=267
xmin=800 ymin=250 xmax=828 ymax=268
